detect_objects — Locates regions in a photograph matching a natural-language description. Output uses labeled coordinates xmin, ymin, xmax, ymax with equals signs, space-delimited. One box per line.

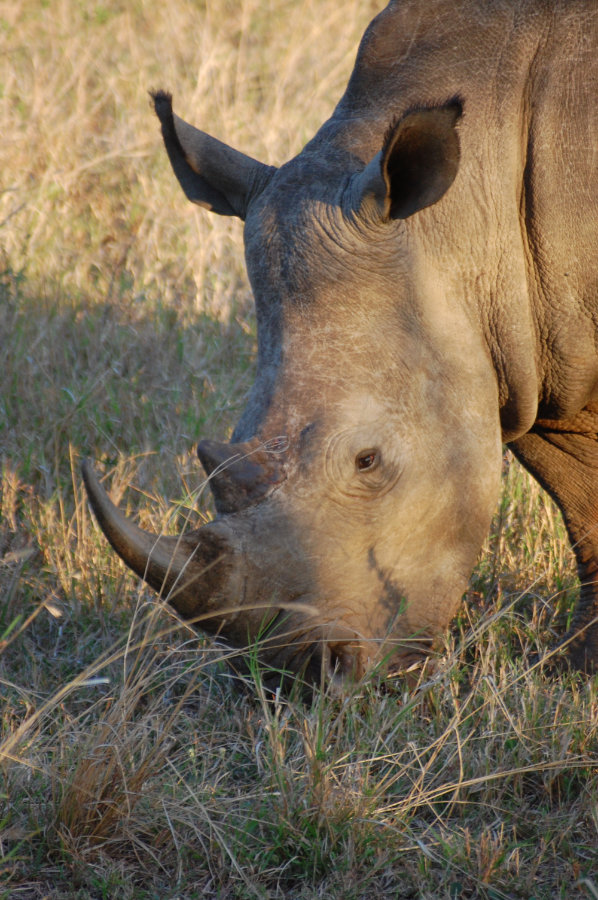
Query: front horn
xmin=81 ymin=460 xmax=241 ymax=623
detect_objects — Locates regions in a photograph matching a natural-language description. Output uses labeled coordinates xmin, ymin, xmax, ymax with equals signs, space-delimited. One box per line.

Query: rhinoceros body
xmin=83 ymin=0 xmax=598 ymax=686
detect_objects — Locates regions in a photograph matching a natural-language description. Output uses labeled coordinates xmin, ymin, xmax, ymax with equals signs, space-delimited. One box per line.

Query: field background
xmin=1 ymin=1 xmax=597 ymax=897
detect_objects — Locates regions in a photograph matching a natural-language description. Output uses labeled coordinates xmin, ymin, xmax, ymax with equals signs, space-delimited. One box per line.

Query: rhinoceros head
xmin=82 ymin=91 xmax=504 ymax=689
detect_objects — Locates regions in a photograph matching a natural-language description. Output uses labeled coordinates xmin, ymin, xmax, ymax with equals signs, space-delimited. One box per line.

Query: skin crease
xmin=85 ymin=0 xmax=598 ymax=684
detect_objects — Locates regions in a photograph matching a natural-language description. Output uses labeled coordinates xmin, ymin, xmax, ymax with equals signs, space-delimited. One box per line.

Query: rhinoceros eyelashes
xmin=356 ymin=449 xmax=379 ymax=473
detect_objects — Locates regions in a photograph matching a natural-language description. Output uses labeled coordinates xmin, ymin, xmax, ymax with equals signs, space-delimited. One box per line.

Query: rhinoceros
xmin=83 ymin=0 xmax=598 ymax=687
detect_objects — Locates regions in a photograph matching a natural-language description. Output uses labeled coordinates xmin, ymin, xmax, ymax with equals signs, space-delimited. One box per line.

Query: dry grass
xmin=1 ymin=0 xmax=597 ymax=897
xmin=0 ymin=0 xmax=377 ymax=315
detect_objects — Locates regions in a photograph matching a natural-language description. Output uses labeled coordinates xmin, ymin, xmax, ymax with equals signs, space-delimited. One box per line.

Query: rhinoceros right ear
xmin=151 ymin=91 xmax=275 ymax=220
xmin=352 ymin=99 xmax=463 ymax=222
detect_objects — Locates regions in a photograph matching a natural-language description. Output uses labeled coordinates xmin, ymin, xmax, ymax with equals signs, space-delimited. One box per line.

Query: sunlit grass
xmin=1 ymin=0 xmax=597 ymax=896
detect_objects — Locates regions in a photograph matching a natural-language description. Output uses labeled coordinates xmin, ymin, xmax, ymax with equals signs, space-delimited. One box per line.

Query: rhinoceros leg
xmin=510 ymin=409 xmax=598 ymax=672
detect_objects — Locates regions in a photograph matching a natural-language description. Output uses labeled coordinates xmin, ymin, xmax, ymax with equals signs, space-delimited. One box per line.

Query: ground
xmin=1 ymin=1 xmax=596 ymax=897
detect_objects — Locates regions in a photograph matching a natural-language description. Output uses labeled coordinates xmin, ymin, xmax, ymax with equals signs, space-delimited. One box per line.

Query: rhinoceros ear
xmin=151 ymin=90 xmax=275 ymax=220
xmin=353 ymin=100 xmax=462 ymax=221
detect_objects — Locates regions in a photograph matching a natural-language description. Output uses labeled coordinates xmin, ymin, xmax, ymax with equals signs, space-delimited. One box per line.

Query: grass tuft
xmin=1 ymin=0 xmax=596 ymax=896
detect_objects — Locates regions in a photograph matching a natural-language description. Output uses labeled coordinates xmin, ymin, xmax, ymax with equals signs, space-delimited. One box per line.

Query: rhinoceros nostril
xmin=329 ymin=642 xmax=363 ymax=677
xmin=323 ymin=641 xmax=365 ymax=694
xmin=294 ymin=641 xmax=354 ymax=692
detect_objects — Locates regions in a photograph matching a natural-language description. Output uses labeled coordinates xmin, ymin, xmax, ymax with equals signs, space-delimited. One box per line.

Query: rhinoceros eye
xmin=356 ymin=450 xmax=379 ymax=472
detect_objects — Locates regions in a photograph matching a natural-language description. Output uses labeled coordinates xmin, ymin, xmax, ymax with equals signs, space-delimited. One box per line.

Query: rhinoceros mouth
xmin=247 ymin=611 xmax=368 ymax=689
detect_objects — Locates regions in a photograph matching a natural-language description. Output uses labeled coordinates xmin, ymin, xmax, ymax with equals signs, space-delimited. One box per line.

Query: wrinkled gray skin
xmin=83 ymin=0 xmax=598 ymax=689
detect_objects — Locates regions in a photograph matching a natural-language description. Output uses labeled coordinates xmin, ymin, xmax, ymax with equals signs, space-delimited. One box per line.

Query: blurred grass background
xmin=0 ymin=1 xmax=596 ymax=897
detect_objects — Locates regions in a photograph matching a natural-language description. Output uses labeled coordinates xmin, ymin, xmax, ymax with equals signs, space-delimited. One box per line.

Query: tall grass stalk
xmin=1 ymin=0 xmax=596 ymax=896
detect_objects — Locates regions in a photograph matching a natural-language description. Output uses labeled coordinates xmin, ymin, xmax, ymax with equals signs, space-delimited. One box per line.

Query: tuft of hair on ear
xmin=149 ymin=88 xmax=193 ymax=174
xmin=149 ymin=89 xmax=174 ymax=123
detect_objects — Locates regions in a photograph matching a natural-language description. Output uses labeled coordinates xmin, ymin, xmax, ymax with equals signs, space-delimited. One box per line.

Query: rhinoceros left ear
xmin=353 ymin=99 xmax=463 ymax=221
xmin=152 ymin=90 xmax=275 ymax=220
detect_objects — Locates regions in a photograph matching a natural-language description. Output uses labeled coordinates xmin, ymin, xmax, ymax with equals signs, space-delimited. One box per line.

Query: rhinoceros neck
xmin=303 ymin=0 xmax=597 ymax=437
